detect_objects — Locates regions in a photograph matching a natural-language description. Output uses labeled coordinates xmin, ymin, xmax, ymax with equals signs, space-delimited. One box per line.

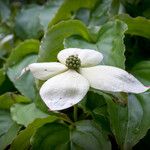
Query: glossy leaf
xmin=48 ymin=0 xmax=98 ymax=27
xmin=0 ymin=93 xmax=31 ymax=110
xmin=89 ymin=0 xmax=111 ymax=26
xmin=31 ymin=120 xmax=111 ymax=150
xmin=11 ymin=116 xmax=57 ymax=150
xmin=64 ymin=20 xmax=127 ymax=68
xmin=38 ymin=20 xmax=92 ymax=62
xmin=15 ymin=4 xmax=43 ymax=39
xmin=6 ymin=40 xmax=39 ymax=100
xmin=10 ymin=103 xmax=49 ymax=127
xmin=116 ymin=14 xmax=150 ymax=39
xmin=31 ymin=122 xmax=70 ymax=149
xmin=131 ymin=61 xmax=150 ymax=85
xmin=106 ymin=95 xmax=128 ymax=149
xmin=0 ymin=123 xmax=21 ymax=150
xmin=6 ymin=39 xmax=39 ymax=67
xmin=0 ymin=110 xmax=14 ymax=137
xmin=71 ymin=120 xmax=111 ymax=150
xmin=7 ymin=55 xmax=37 ymax=100
xmin=39 ymin=0 xmax=64 ymax=31
xmin=124 ymin=93 xmax=150 ymax=149
xmin=96 ymin=20 xmax=127 ymax=69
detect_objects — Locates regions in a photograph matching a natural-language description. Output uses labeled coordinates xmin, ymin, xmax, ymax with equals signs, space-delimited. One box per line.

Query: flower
xmin=21 ymin=48 xmax=149 ymax=111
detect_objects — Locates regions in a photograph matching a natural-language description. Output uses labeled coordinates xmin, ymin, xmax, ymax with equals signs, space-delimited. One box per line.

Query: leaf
xmin=131 ymin=61 xmax=150 ymax=85
xmin=71 ymin=120 xmax=111 ymax=150
xmin=11 ymin=116 xmax=57 ymax=150
xmin=64 ymin=20 xmax=127 ymax=69
xmin=96 ymin=20 xmax=127 ymax=69
xmin=89 ymin=0 xmax=120 ymax=26
xmin=116 ymin=14 xmax=150 ymax=39
xmin=82 ymin=90 xmax=110 ymax=133
xmin=106 ymin=96 xmax=128 ymax=149
xmin=0 ymin=68 xmax=5 ymax=86
xmin=38 ymin=20 xmax=92 ymax=62
xmin=0 ymin=92 xmax=31 ymax=110
xmin=0 ymin=123 xmax=21 ymax=150
xmin=7 ymin=55 xmax=37 ymax=100
xmin=39 ymin=0 xmax=65 ymax=31
xmin=15 ymin=0 xmax=97 ymax=39
xmin=0 ymin=0 xmax=10 ymax=22
xmin=89 ymin=0 xmax=112 ymax=26
xmin=48 ymin=0 xmax=98 ymax=27
xmin=15 ymin=4 xmax=43 ymax=39
xmin=6 ymin=40 xmax=39 ymax=100
xmin=31 ymin=122 xmax=70 ymax=149
xmin=123 ymin=93 xmax=150 ymax=149
xmin=31 ymin=120 xmax=111 ymax=150
xmin=0 ymin=110 xmax=14 ymax=137
xmin=10 ymin=103 xmax=49 ymax=127
xmin=6 ymin=39 xmax=39 ymax=67
xmin=105 ymin=91 xmax=150 ymax=149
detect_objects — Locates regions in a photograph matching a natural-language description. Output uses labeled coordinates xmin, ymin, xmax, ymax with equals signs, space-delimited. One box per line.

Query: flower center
xmin=65 ymin=55 xmax=81 ymax=70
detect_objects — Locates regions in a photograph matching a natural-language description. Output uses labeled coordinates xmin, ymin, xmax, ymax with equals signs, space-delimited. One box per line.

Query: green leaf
xmin=15 ymin=4 xmax=43 ymax=39
xmin=6 ymin=39 xmax=39 ymax=67
xmin=10 ymin=103 xmax=49 ymax=127
xmin=131 ymin=61 xmax=150 ymax=85
xmin=38 ymin=20 xmax=92 ymax=62
xmin=6 ymin=40 xmax=39 ymax=100
xmin=82 ymin=91 xmax=107 ymax=112
xmin=15 ymin=0 xmax=97 ymax=39
xmin=116 ymin=14 xmax=150 ymax=39
xmin=123 ymin=93 xmax=150 ymax=149
xmin=106 ymin=95 xmax=128 ymax=148
xmin=0 ymin=123 xmax=21 ymax=150
xmin=31 ymin=122 xmax=70 ymax=150
xmin=64 ymin=20 xmax=127 ymax=68
xmin=7 ymin=55 xmax=37 ymax=100
xmin=48 ymin=0 xmax=98 ymax=27
xmin=89 ymin=0 xmax=111 ymax=26
xmin=0 ymin=68 xmax=5 ymax=86
xmin=39 ymin=0 xmax=64 ymax=31
xmin=0 ymin=92 xmax=31 ymax=110
xmin=0 ymin=0 xmax=10 ymax=22
xmin=80 ymin=90 xmax=110 ymax=133
xmin=89 ymin=0 xmax=120 ymax=26
xmin=31 ymin=120 xmax=111 ymax=150
xmin=11 ymin=116 xmax=57 ymax=150
xmin=71 ymin=120 xmax=111 ymax=150
xmin=0 ymin=110 xmax=14 ymax=137
xmin=106 ymin=91 xmax=150 ymax=149
xmin=97 ymin=20 xmax=127 ymax=68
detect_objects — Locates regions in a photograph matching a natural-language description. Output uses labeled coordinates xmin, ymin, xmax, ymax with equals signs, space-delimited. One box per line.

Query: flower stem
xmin=73 ymin=104 xmax=78 ymax=122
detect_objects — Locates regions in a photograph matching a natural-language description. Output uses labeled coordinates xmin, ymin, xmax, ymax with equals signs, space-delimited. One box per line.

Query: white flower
xmin=21 ymin=48 xmax=149 ymax=111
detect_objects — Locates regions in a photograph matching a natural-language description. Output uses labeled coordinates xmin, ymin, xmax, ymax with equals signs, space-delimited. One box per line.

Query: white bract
xmin=21 ymin=48 xmax=149 ymax=111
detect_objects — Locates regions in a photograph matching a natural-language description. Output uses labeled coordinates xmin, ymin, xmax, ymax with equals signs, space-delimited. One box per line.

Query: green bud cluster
xmin=65 ymin=55 xmax=81 ymax=70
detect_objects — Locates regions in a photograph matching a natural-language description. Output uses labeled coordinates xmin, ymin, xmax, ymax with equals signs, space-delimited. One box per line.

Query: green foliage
xmin=65 ymin=20 xmax=127 ymax=68
xmin=0 ymin=93 xmax=31 ymax=110
xmin=116 ymin=14 xmax=150 ymax=39
xmin=0 ymin=0 xmax=150 ymax=149
xmin=38 ymin=20 xmax=92 ymax=62
xmin=10 ymin=103 xmax=49 ymax=127
xmin=31 ymin=120 xmax=111 ymax=150
xmin=0 ymin=110 xmax=14 ymax=136
xmin=131 ymin=61 xmax=150 ymax=85
xmin=0 ymin=123 xmax=21 ymax=150
xmin=7 ymin=40 xmax=39 ymax=100
xmin=11 ymin=116 xmax=57 ymax=150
